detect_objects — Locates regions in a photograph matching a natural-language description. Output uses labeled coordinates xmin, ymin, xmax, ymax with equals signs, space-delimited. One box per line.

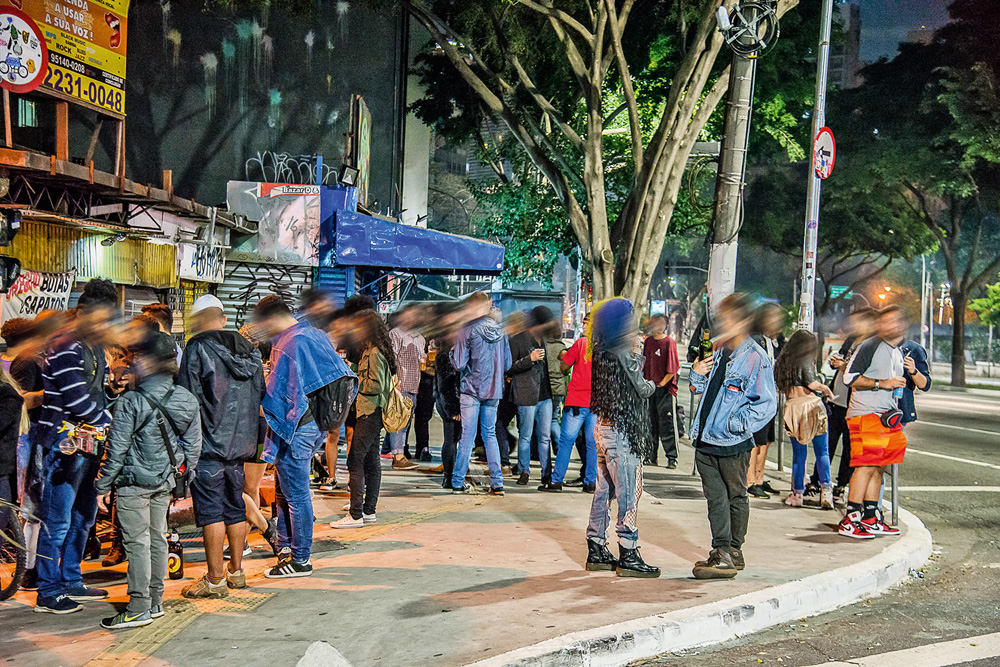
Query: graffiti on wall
xmin=220 ymin=262 xmax=311 ymax=328
xmin=244 ymin=151 xmax=335 ymax=185
xmin=178 ymin=243 xmax=226 ymax=283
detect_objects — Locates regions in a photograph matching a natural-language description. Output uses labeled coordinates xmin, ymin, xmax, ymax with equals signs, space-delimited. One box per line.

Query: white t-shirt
xmin=843 ymin=336 xmax=903 ymax=419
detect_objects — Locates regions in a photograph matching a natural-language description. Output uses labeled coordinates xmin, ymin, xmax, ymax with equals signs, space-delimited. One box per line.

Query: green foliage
xmin=971 ymin=281 xmax=1000 ymax=328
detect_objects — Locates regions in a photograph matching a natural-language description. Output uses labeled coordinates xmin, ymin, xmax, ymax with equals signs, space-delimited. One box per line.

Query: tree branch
xmin=515 ymin=0 xmax=594 ymax=43
xmin=603 ymin=0 xmax=642 ymax=173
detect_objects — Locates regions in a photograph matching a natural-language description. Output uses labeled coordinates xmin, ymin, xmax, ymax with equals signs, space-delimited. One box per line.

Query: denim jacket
xmin=262 ymin=321 xmax=357 ymax=448
xmin=688 ymin=336 xmax=777 ymax=447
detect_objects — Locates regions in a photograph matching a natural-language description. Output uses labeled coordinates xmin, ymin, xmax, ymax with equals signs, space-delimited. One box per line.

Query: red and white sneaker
xmin=838 ymin=511 xmax=875 ymax=540
xmin=861 ymin=515 xmax=900 ymax=536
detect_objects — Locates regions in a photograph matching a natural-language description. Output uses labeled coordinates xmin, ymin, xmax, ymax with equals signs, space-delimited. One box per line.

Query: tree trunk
xmin=950 ymin=291 xmax=967 ymax=387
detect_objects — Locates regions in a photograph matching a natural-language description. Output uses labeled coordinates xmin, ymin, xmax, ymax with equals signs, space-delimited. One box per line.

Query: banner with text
xmin=178 ymin=243 xmax=226 ymax=283
xmin=1 ymin=0 xmax=130 ymax=115
xmin=1 ymin=268 xmax=75 ymax=320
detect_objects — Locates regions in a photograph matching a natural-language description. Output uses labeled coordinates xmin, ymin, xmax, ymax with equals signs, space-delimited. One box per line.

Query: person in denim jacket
xmin=253 ymin=296 xmax=357 ymax=579
xmin=688 ymin=293 xmax=777 ymax=580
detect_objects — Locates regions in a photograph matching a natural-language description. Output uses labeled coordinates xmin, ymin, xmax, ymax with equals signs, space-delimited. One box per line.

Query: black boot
xmin=585 ymin=539 xmax=618 ymax=571
xmin=616 ymin=546 xmax=660 ymax=578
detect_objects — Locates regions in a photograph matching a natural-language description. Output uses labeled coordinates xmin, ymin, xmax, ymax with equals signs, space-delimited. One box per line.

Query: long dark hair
xmin=356 ymin=310 xmax=397 ymax=376
xmin=773 ymin=330 xmax=817 ymax=394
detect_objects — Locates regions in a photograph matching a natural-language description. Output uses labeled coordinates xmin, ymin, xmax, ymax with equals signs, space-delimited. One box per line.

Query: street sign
xmin=650 ymin=300 xmax=666 ymax=315
xmin=830 ymin=284 xmax=853 ymax=299
xmin=813 ymin=127 xmax=836 ymax=179
xmin=0 ymin=8 xmax=48 ymax=94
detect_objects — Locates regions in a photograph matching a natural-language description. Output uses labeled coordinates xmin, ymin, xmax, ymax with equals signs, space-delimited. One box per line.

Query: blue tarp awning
xmin=323 ymin=211 xmax=504 ymax=275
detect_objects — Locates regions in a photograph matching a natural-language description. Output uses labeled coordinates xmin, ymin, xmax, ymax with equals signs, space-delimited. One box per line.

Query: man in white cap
xmin=176 ymin=294 xmax=267 ymax=598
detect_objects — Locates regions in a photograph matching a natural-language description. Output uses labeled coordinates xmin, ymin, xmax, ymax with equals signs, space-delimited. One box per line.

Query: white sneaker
xmin=330 ymin=514 xmax=364 ymax=529
xmin=363 ymin=513 xmax=377 ymax=524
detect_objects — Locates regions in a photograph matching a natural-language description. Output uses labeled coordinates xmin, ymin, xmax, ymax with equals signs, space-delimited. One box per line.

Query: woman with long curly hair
xmin=584 ymin=298 xmax=659 ymax=578
xmin=773 ymin=330 xmax=835 ymax=509
xmin=330 ymin=310 xmax=397 ymax=529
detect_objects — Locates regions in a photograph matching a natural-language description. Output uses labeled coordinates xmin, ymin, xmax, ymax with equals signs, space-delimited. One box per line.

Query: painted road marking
xmin=913 ymin=421 xmax=1000 ymax=436
xmin=899 ymin=486 xmax=1000 ymax=492
xmin=801 ymin=630 xmax=1000 ymax=667
xmin=906 ymin=447 xmax=1000 ymax=471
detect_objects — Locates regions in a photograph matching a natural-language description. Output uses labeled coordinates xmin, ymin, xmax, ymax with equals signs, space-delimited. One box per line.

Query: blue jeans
xmin=552 ymin=406 xmax=598 ymax=485
xmin=587 ymin=424 xmax=642 ymax=549
xmin=550 ymin=396 xmax=564 ymax=453
xmin=517 ymin=399 xmax=552 ymax=475
xmin=387 ymin=391 xmax=417 ymax=456
xmin=791 ymin=433 xmax=830 ymax=494
xmin=451 ymin=395 xmax=503 ymax=490
xmin=273 ymin=422 xmax=324 ymax=563
xmin=36 ymin=449 xmax=100 ymax=599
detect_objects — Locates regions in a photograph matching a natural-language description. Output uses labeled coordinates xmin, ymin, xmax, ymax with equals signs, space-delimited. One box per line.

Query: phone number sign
xmin=1 ymin=0 xmax=129 ymax=115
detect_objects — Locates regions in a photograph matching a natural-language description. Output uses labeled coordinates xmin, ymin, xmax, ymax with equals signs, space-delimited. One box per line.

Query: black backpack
xmin=306 ymin=375 xmax=358 ymax=433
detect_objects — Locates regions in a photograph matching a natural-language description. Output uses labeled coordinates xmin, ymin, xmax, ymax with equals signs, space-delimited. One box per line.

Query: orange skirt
xmin=847 ymin=413 xmax=907 ymax=467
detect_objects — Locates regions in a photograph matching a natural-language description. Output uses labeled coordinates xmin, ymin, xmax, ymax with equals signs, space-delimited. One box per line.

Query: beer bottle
xmin=698 ymin=329 xmax=713 ymax=361
xmin=167 ymin=532 xmax=184 ymax=580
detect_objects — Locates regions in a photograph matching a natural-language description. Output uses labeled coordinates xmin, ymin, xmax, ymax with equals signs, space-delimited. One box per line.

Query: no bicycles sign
xmin=813 ymin=127 xmax=836 ymax=180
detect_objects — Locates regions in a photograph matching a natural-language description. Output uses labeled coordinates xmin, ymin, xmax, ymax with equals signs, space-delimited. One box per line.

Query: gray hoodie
xmin=451 ymin=316 xmax=512 ymax=400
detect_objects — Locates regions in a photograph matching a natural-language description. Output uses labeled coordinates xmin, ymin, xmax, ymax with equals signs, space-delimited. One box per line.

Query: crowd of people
xmin=0 ymin=279 xmax=931 ymax=627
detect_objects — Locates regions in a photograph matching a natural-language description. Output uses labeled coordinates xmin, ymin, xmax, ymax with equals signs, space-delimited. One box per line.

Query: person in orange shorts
xmin=839 ymin=306 xmax=910 ymax=539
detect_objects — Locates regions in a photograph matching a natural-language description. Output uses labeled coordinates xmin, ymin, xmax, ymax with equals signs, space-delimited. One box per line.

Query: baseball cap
xmin=191 ymin=294 xmax=224 ymax=316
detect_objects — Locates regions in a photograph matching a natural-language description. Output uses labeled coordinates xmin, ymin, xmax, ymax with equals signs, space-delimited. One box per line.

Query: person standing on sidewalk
xmin=688 ymin=293 xmax=777 ymax=580
xmin=642 ymin=314 xmax=680 ymax=469
xmin=330 ymin=310 xmax=396 ymax=529
xmin=816 ymin=308 xmax=877 ymax=503
xmin=544 ymin=322 xmax=568 ymax=471
xmin=95 ymin=331 xmax=201 ymax=629
xmin=839 ymin=306 xmax=909 ymax=540
xmin=774 ymin=331 xmax=836 ymax=509
xmin=253 ymin=296 xmax=357 ymax=578
xmin=434 ymin=304 xmax=464 ymax=488
xmin=33 ymin=279 xmax=119 ymax=614
xmin=544 ymin=317 xmax=597 ymax=493
xmin=509 ymin=306 xmax=555 ymax=486
xmin=584 ymin=298 xmax=659 ymax=577
xmin=898 ymin=339 xmax=931 ymax=425
xmin=387 ymin=304 xmax=423 ymax=471
xmin=746 ymin=303 xmax=784 ymax=499
xmin=450 ymin=292 xmax=510 ymax=495
xmin=412 ymin=307 xmax=437 ymax=463
xmin=177 ymin=295 xmax=268 ymax=599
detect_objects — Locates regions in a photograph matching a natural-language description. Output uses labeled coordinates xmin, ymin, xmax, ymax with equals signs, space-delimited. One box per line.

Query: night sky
xmin=859 ymin=0 xmax=952 ymax=62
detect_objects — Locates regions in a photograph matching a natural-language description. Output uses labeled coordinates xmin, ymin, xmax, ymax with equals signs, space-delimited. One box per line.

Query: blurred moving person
xmin=746 ymin=303 xmax=783 ymax=499
xmin=508 ymin=306 xmax=555 ymax=486
xmin=387 ymin=303 xmax=423 ymax=471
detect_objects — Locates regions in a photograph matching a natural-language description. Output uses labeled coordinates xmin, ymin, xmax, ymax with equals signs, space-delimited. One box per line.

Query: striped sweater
xmin=34 ymin=332 xmax=113 ymax=448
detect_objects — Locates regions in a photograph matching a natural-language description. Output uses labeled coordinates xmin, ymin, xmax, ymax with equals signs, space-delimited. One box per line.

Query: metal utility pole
xmin=706 ymin=2 xmax=779 ymax=313
xmin=796 ymin=0 xmax=836 ymax=332
xmin=920 ymin=255 xmax=927 ymax=349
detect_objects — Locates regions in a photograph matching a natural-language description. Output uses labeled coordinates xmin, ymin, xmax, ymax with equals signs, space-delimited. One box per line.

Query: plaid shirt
xmin=390 ymin=327 xmax=425 ymax=394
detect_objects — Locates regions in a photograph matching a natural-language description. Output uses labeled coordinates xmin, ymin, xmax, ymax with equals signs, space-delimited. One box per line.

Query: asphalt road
xmin=633 ymin=385 xmax=1000 ymax=667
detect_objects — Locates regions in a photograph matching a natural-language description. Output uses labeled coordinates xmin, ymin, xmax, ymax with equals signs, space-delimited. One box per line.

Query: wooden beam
xmin=3 ymin=90 xmax=11 ymax=148
xmin=55 ymin=101 xmax=69 ymax=161
xmin=162 ymin=169 xmax=172 ymax=196
xmin=84 ymin=117 xmax=104 ymax=164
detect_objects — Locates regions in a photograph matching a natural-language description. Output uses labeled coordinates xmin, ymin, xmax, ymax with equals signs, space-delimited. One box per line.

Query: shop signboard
xmin=226 ymin=181 xmax=321 ymax=266
xmin=0 ymin=0 xmax=129 ymax=115
xmin=1 ymin=267 xmax=75 ymax=320
xmin=177 ymin=242 xmax=226 ymax=283
xmin=0 ymin=7 xmax=48 ymax=93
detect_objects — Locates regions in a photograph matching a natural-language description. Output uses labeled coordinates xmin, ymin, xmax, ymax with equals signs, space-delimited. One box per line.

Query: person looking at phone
xmin=95 ymin=331 xmax=201 ymax=629
xmin=839 ymin=306 xmax=909 ymax=539
xmin=508 ymin=306 xmax=556 ymax=487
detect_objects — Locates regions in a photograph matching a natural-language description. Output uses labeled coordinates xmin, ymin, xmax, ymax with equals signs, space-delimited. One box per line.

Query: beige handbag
xmin=382 ymin=376 xmax=413 ymax=433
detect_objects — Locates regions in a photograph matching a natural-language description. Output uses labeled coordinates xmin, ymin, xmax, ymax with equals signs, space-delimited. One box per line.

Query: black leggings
xmin=348 ymin=408 xmax=384 ymax=519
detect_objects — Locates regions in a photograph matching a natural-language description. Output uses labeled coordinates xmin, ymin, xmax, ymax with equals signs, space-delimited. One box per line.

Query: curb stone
xmin=467 ymin=507 xmax=932 ymax=667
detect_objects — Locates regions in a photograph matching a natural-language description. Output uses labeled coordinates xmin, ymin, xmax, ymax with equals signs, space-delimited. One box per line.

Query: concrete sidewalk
xmin=0 ymin=438 xmax=931 ymax=667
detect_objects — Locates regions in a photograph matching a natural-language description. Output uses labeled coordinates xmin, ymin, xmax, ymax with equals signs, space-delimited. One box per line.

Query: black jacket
xmin=96 ymin=375 xmax=202 ymax=493
xmin=177 ymin=330 xmax=265 ymax=462
xmin=434 ymin=340 xmax=461 ymax=420
xmin=507 ymin=331 xmax=545 ymax=407
xmin=0 ymin=383 xmax=23 ymax=478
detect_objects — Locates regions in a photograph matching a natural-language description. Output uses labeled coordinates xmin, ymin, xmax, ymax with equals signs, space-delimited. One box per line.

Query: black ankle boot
xmin=585 ymin=539 xmax=618 ymax=571
xmin=616 ymin=546 xmax=661 ymax=578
